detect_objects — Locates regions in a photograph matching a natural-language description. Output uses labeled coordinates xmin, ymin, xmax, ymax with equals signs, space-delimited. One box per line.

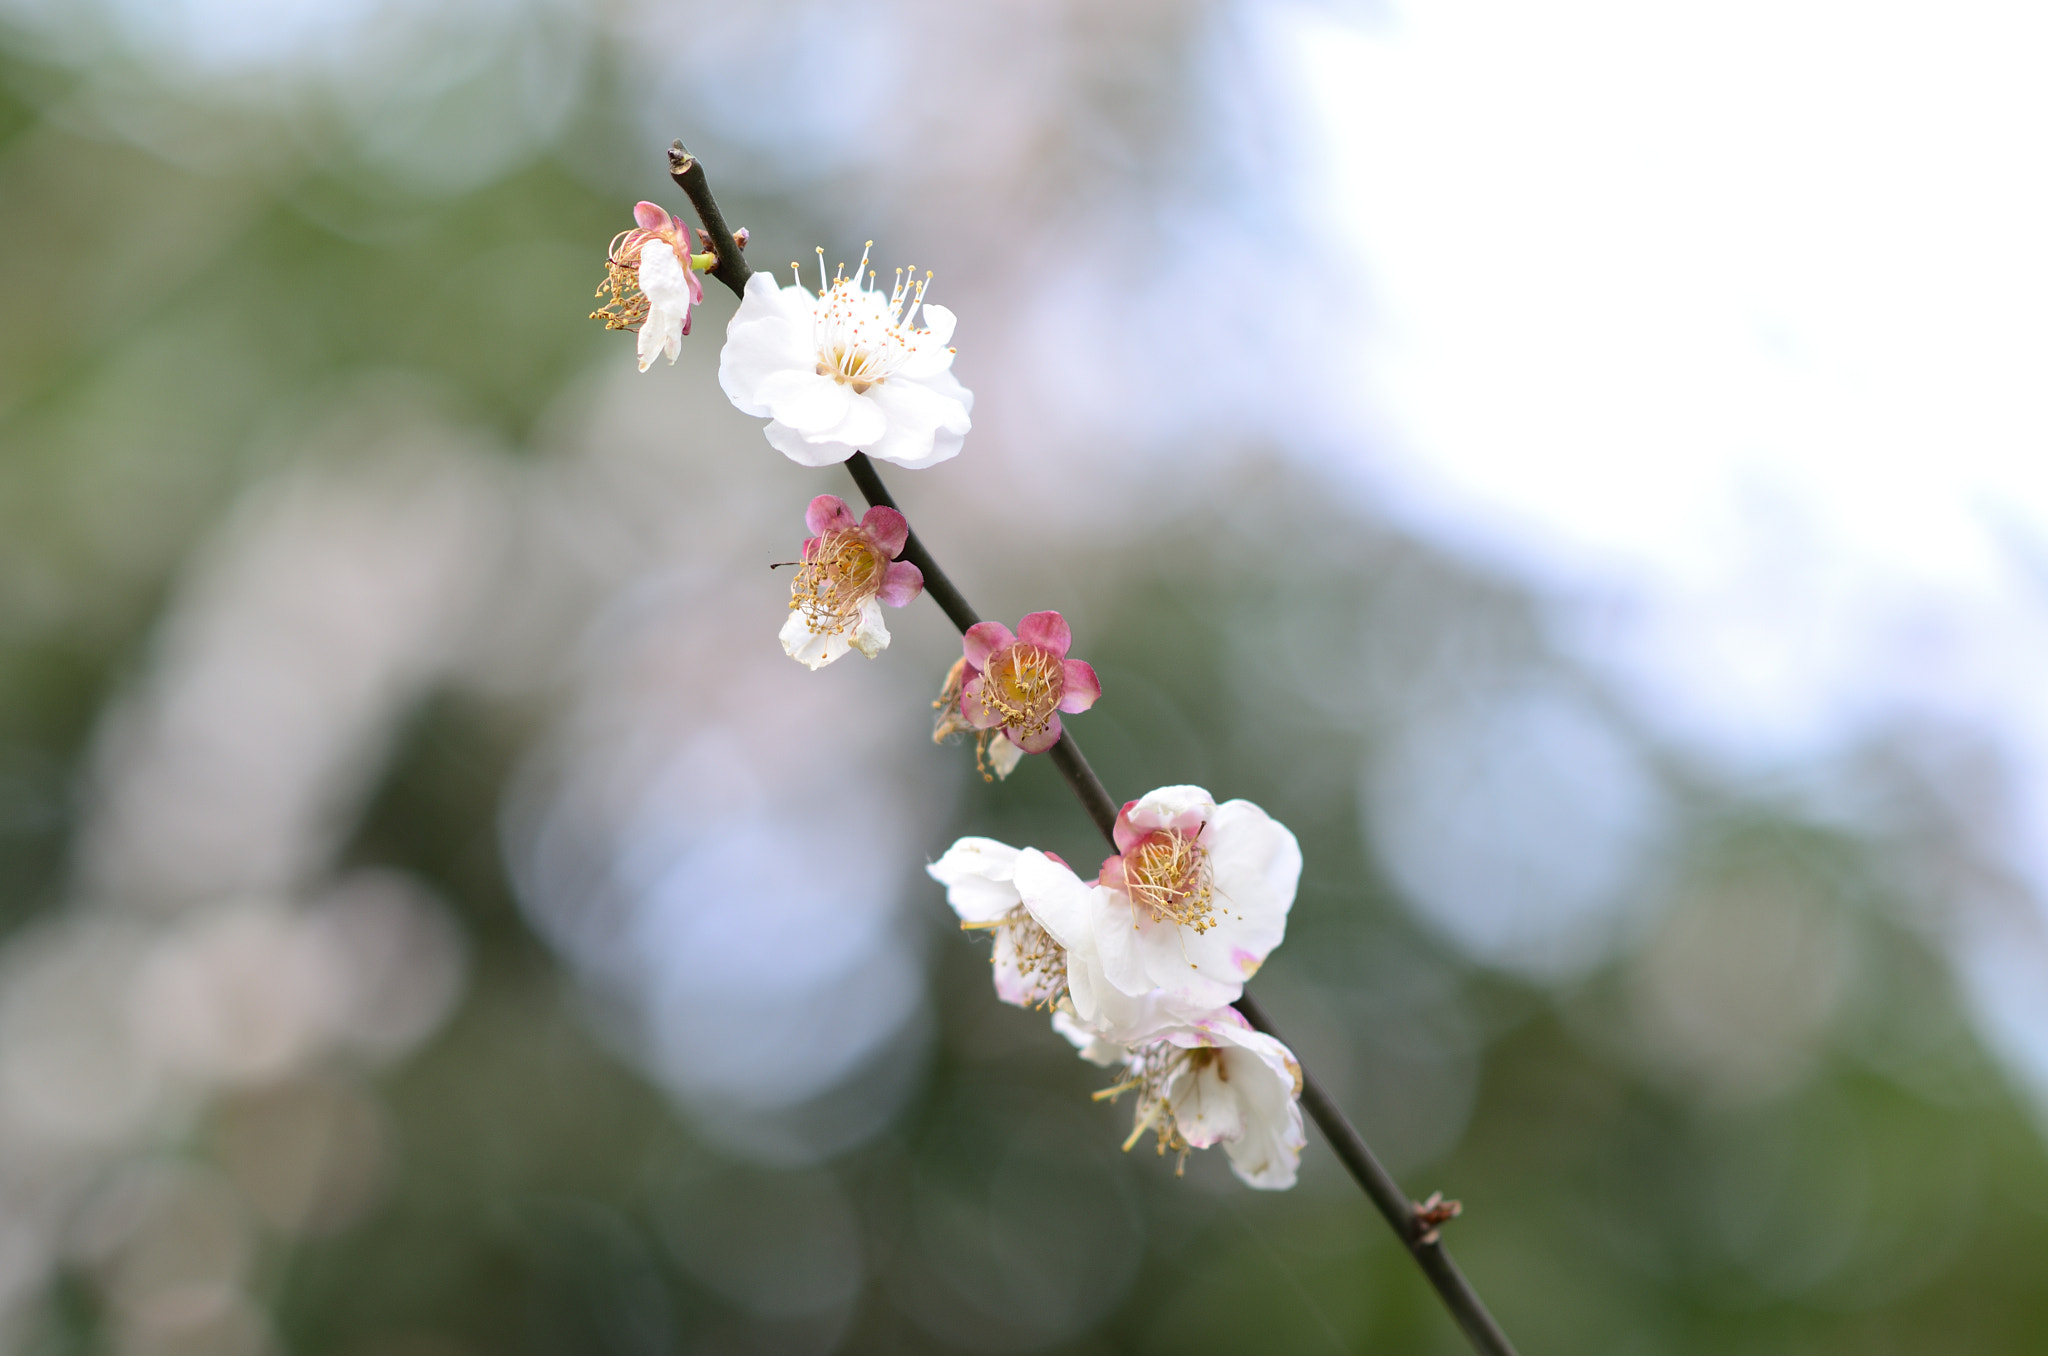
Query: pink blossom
xmin=592 ymin=201 xmax=706 ymax=371
xmin=781 ymin=494 xmax=924 ymax=668
xmin=957 ymin=611 xmax=1102 ymax=755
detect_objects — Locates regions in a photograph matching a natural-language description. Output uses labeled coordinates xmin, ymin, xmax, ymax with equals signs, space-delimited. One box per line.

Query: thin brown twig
xmin=669 ymin=142 xmax=1519 ymax=1356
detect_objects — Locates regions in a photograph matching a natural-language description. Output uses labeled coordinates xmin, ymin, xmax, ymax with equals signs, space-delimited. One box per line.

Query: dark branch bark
xmin=668 ymin=142 xmax=754 ymax=299
xmin=674 ymin=144 xmax=1519 ymax=1356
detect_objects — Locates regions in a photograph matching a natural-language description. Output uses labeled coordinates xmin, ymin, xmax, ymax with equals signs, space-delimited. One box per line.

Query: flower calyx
xmin=958 ymin=611 xmax=1101 ymax=756
xmin=593 ymin=201 xmax=711 ymax=372
xmin=780 ymin=494 xmax=924 ymax=669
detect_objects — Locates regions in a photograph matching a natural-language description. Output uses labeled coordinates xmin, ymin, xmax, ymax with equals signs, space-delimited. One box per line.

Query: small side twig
xmin=675 ymin=144 xmax=1519 ymax=1356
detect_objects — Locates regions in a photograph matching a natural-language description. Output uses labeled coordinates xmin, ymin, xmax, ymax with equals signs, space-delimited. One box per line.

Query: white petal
xmin=779 ymin=608 xmax=850 ymax=669
xmin=1127 ymin=785 xmax=1218 ymax=829
xmin=1132 ymin=912 xmax=1254 ymax=1010
xmin=860 ymin=376 xmax=972 ymax=470
xmin=1093 ymin=892 xmax=1154 ymax=997
xmin=1213 ymin=1031 xmax=1305 ymax=1190
xmin=637 ymin=244 xmax=695 ymax=309
xmin=926 ymin=837 xmax=1025 ymax=924
xmin=849 ymin=596 xmax=890 ymax=658
xmin=637 ymin=306 xmax=684 ymax=372
xmin=916 ymin=303 xmax=957 ymax=349
xmin=1052 ymin=1010 xmax=1126 ymax=1067
xmin=990 ymin=919 xmax=1060 ymax=1008
xmin=1166 ymin=1054 xmax=1248 ymax=1150
xmin=987 ymin=733 xmax=1024 ymax=780
xmin=1202 ymin=799 xmax=1301 ymax=959
xmin=821 ymin=389 xmax=888 ymax=449
xmin=762 ymin=421 xmax=859 ymax=467
xmin=718 ymin=273 xmax=816 ymax=416
xmin=756 ymin=368 xmax=855 ymax=434
xmin=1012 ymin=850 xmax=1093 ymax=950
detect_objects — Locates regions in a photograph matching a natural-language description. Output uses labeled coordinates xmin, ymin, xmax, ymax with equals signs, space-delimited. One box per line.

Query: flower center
xmin=1121 ymin=828 xmax=1216 ymax=933
xmin=798 ymin=243 xmax=934 ymax=396
xmin=789 ymin=529 xmax=884 ymax=635
xmin=981 ymin=643 xmax=1065 ymax=741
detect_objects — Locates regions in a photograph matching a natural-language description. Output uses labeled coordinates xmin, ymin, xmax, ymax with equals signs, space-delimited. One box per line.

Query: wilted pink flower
xmin=958 ymin=611 xmax=1101 ymax=755
xmin=781 ymin=494 xmax=923 ymax=669
xmin=591 ymin=201 xmax=706 ymax=372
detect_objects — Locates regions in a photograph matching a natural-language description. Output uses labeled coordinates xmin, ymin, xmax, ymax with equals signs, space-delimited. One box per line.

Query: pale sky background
xmin=1272 ymin=0 xmax=2048 ymax=1111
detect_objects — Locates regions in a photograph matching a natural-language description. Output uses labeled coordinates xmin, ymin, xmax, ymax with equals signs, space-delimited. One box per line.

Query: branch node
xmin=1414 ymin=1191 xmax=1464 ymax=1246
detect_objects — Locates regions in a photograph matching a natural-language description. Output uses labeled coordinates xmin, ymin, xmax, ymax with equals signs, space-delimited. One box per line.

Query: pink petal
xmin=1112 ymin=802 xmax=1144 ymax=854
xmin=1098 ymin=855 xmax=1126 ymax=891
xmin=799 ymin=535 xmax=819 ymax=561
xmin=1016 ymin=610 xmax=1071 ymax=656
xmin=963 ymin=621 xmax=1015 ymax=669
xmin=805 ymin=495 xmax=857 ymax=536
xmin=680 ymin=307 xmax=691 ymax=337
xmin=860 ymin=506 xmax=910 ymax=558
xmin=1057 ymin=660 xmax=1100 ymax=713
xmin=878 ymin=560 xmax=923 ymax=607
xmin=1042 ymin=850 xmax=1071 ymax=870
xmin=959 ymin=675 xmax=1001 ymax=730
xmin=688 ymin=267 xmax=703 ymax=304
xmin=633 ymin=201 xmax=669 ymax=232
xmin=1012 ymin=712 xmax=1063 ymax=755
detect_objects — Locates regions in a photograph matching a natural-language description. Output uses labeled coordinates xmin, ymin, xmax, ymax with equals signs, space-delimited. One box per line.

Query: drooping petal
xmin=986 ymin=733 xmax=1025 ymax=779
xmin=779 ymin=608 xmax=851 ymax=669
xmin=1011 ymin=710 xmax=1063 ymax=755
xmin=877 ymin=560 xmax=923 ymax=608
xmin=637 ymin=310 xmax=683 ymax=372
xmin=1058 ymin=661 xmax=1101 ymax=713
xmin=962 ymin=621 xmax=1015 ymax=669
xmin=927 ymin=837 xmax=1025 ymax=924
xmin=860 ymin=506 xmax=910 ymax=558
xmin=849 ymin=596 xmax=891 ymax=658
xmin=1016 ymin=610 xmax=1071 ymax=656
xmin=755 ymin=368 xmax=856 ymax=434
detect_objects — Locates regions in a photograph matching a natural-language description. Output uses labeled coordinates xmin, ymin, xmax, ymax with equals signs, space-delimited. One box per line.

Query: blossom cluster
xmin=594 ymin=211 xmax=1305 ymax=1188
xmin=929 ymin=787 xmax=1308 ymax=1189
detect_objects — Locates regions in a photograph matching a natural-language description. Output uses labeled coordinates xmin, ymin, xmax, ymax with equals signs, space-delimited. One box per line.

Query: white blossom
xmin=1015 ymin=786 xmax=1300 ymax=1016
xmin=1084 ymin=1007 xmax=1306 ymax=1190
xmin=719 ymin=245 xmax=973 ymax=470
xmin=926 ymin=838 xmax=1065 ymax=1009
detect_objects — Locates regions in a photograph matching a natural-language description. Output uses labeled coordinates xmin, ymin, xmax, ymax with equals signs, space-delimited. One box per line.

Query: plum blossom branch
xmin=669 ymin=143 xmax=1518 ymax=1356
